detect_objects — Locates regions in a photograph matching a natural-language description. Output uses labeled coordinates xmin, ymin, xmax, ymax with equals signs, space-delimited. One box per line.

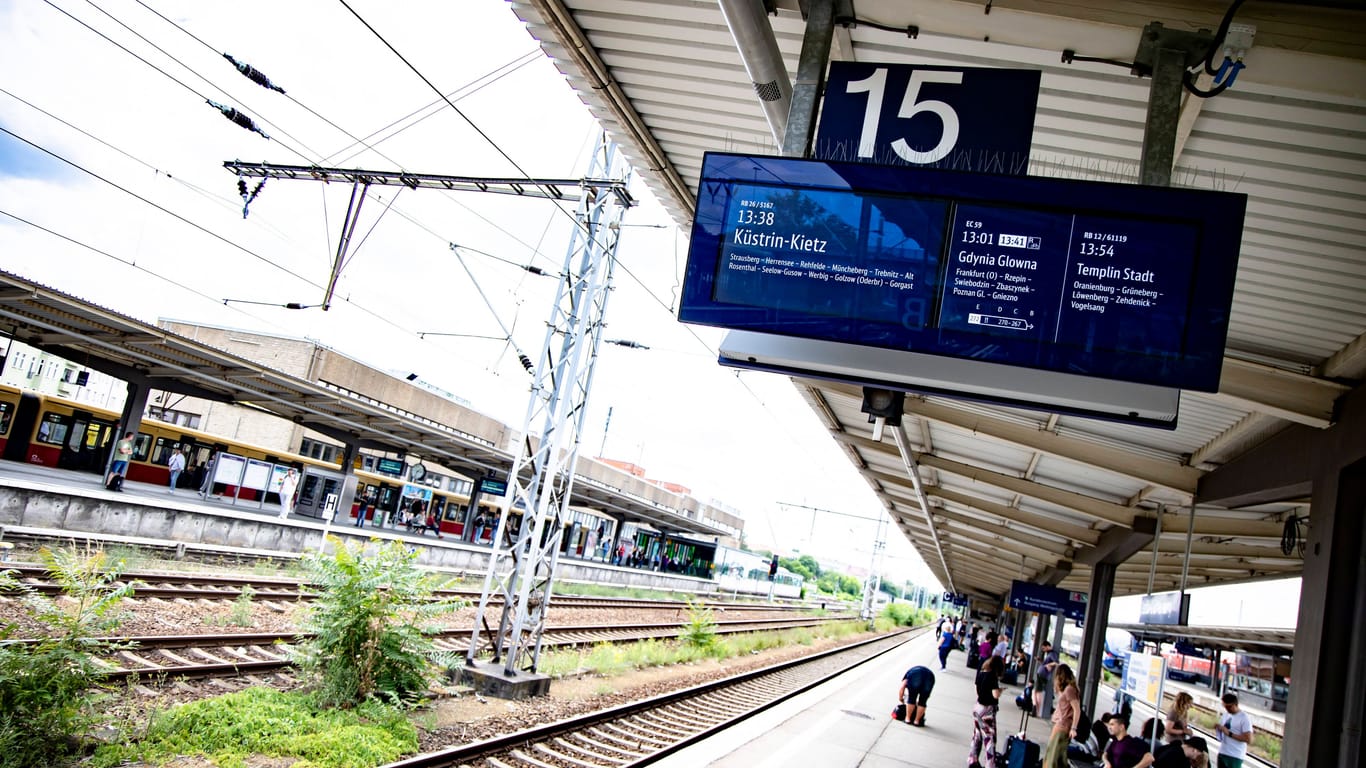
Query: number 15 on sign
xmin=815 ymin=63 xmax=1041 ymax=174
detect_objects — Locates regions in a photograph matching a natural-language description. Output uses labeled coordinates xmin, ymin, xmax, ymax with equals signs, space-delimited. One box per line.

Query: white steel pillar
xmin=466 ymin=136 xmax=633 ymax=676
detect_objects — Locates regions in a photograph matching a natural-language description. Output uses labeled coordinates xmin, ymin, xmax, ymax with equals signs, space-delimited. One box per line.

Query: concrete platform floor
xmin=653 ymin=628 xmax=1054 ymax=768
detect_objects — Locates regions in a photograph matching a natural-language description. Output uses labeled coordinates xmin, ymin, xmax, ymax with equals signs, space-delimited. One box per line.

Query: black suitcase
xmin=1002 ymin=667 xmax=1020 ymax=685
xmin=1005 ymin=733 xmax=1040 ymax=768
xmin=106 ymin=474 xmax=124 ymax=492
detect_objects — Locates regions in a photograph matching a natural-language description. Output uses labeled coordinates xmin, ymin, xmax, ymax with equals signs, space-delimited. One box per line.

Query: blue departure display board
xmin=681 ymin=153 xmax=1246 ymax=392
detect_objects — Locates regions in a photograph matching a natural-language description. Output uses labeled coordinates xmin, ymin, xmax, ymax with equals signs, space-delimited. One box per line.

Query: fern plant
xmin=0 ymin=548 xmax=136 ymax=768
xmin=291 ymin=537 xmax=465 ymax=708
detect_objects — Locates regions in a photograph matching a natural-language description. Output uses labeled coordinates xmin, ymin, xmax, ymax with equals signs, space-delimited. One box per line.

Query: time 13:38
xmin=736 ymin=208 xmax=775 ymax=226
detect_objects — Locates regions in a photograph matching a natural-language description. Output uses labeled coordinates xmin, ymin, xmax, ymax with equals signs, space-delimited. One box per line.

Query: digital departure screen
xmin=682 ymin=153 xmax=1246 ymax=392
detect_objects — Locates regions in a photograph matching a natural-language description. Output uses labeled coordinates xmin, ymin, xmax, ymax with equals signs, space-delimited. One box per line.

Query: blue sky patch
xmin=0 ymin=130 xmax=70 ymax=181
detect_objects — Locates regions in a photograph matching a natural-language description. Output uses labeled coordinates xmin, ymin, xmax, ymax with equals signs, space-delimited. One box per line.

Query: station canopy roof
xmin=1113 ymin=622 xmax=1296 ymax=655
xmin=512 ymin=0 xmax=1366 ymax=602
xmin=0 ymin=270 xmax=726 ymax=537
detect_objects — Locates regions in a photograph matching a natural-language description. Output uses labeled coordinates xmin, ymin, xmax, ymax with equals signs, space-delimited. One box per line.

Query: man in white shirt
xmin=167 ymin=448 xmax=186 ymax=493
xmin=1214 ymin=693 xmax=1253 ymax=768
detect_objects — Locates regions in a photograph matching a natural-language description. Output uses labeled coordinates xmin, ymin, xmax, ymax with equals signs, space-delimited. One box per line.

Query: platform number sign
xmin=815 ymin=63 xmax=1040 ymax=176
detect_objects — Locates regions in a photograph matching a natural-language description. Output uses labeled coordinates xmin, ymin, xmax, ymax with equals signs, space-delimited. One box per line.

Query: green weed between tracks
xmin=91 ymin=687 xmax=417 ymax=768
xmin=0 ymin=547 xmax=136 ymax=768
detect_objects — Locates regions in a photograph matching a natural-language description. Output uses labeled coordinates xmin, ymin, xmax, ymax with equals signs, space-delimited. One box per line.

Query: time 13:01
xmin=960 ymin=231 xmax=994 ymax=245
xmin=736 ymin=209 xmax=775 ymax=226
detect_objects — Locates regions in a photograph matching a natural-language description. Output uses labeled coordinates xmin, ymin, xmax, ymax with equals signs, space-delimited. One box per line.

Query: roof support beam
xmin=1214 ymin=357 xmax=1349 ymax=428
xmin=892 ymin=394 xmax=1202 ymax=494
xmin=931 ymin=506 xmax=1076 ymax=556
xmin=1075 ymin=515 xmax=1158 ymax=567
xmin=914 ymin=452 xmax=1137 ymax=527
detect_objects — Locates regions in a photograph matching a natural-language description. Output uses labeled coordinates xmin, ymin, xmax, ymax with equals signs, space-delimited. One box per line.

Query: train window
xmin=0 ymin=401 xmax=11 ymax=435
xmin=131 ymin=433 xmax=153 ymax=461
xmin=35 ymin=413 xmax=70 ymax=445
xmin=299 ymin=438 xmax=341 ymax=464
xmin=149 ymin=437 xmax=176 ymax=465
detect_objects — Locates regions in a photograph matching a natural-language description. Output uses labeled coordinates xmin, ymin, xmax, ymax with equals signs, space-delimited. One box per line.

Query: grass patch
xmin=553 ymin=582 xmax=699 ymax=601
xmin=92 ymin=687 xmax=417 ymax=768
xmin=537 ymin=620 xmax=870 ymax=680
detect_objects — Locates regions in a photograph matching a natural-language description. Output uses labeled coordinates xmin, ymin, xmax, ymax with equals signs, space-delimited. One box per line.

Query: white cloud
xmin=0 ymin=0 xmax=935 ymax=589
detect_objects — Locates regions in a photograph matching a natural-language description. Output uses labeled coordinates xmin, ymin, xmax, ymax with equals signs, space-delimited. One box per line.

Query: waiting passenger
xmin=1101 ymin=712 xmax=1152 ymax=768
xmin=1182 ymin=736 xmax=1210 ymax=768
xmin=107 ymin=431 xmax=135 ymax=490
xmin=1043 ymin=664 xmax=1081 ymax=768
xmin=197 ymin=452 xmax=217 ymax=498
xmin=277 ymin=468 xmax=299 ymax=518
xmin=167 ymin=447 xmax=186 ymax=493
xmin=967 ymin=655 xmax=1004 ymax=768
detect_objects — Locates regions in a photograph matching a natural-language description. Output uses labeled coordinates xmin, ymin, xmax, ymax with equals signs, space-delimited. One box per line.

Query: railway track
xmin=7 ymin=616 xmax=865 ymax=683
xmin=1104 ymin=684 xmax=1280 ymax=768
xmin=2 ymin=564 xmax=833 ymax=612
xmin=380 ymin=626 xmax=923 ymax=768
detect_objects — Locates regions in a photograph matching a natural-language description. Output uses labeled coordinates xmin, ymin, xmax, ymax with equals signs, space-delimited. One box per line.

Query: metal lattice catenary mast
xmin=226 ymin=135 xmax=635 ymax=680
xmin=465 ymin=137 xmax=633 ymax=676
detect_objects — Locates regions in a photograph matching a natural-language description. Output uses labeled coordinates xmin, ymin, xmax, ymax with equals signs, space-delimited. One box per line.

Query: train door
xmin=374 ymin=483 xmax=400 ymax=524
xmin=1 ymin=392 xmax=40 ymax=463
xmin=59 ymin=410 xmax=116 ymax=474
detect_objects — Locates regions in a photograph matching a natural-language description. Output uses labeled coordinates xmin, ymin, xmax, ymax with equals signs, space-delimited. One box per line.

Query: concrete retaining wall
xmin=0 ymin=480 xmax=715 ymax=594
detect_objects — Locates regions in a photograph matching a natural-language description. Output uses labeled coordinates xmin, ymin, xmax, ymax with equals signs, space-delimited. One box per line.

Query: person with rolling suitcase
xmin=106 ymin=431 xmax=134 ymax=491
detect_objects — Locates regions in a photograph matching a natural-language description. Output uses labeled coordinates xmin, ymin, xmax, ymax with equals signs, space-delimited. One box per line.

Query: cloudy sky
xmin=0 ymin=0 xmax=937 ymax=586
xmin=0 ymin=1 xmax=1305 ymax=626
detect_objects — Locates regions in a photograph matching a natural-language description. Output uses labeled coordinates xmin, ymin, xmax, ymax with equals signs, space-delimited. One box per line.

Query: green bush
xmin=291 ymin=537 xmax=465 ymax=708
xmin=0 ymin=548 xmax=136 ymax=768
xmin=881 ymin=603 xmax=917 ymax=626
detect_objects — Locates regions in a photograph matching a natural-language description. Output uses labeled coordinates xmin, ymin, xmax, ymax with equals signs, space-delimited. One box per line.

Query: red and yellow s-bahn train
xmin=0 ymin=385 xmax=721 ymax=571
xmin=0 ymin=384 xmax=495 ymax=534
xmin=0 ymin=383 xmax=317 ymax=491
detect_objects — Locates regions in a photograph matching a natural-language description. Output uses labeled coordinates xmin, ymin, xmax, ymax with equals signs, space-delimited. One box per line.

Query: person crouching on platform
xmin=897 ymin=665 xmax=935 ymax=727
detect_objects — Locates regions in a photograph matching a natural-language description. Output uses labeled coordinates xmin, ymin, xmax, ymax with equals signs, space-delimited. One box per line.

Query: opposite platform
xmin=653 ymin=628 xmax=1053 ymax=768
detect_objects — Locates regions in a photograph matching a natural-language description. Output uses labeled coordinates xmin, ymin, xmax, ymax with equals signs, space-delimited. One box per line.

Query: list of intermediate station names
xmin=716 ymin=188 xmax=1192 ymax=347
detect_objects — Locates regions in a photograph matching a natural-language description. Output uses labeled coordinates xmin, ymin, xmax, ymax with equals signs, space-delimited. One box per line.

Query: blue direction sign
xmin=1009 ymin=580 xmax=1088 ymax=621
xmin=815 ymin=63 xmax=1040 ymax=174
